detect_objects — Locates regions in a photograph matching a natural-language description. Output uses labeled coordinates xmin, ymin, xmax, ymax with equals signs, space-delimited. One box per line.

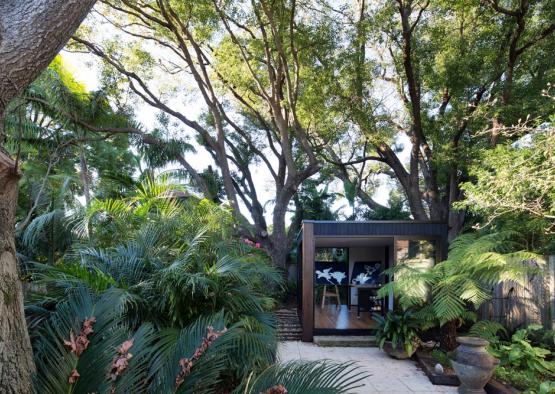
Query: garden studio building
xmin=296 ymin=220 xmax=448 ymax=342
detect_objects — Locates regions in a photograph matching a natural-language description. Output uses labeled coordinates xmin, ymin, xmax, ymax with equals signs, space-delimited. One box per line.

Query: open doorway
xmin=313 ymin=237 xmax=393 ymax=334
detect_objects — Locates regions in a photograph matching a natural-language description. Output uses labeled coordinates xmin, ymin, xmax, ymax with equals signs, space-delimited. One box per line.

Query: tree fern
xmin=379 ymin=231 xmax=543 ymax=330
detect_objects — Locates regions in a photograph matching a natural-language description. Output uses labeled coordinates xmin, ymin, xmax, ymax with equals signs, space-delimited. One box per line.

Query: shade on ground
xmin=278 ymin=341 xmax=457 ymax=393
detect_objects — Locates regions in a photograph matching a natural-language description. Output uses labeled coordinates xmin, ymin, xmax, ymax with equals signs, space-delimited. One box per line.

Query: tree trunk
xmin=0 ymin=143 xmax=35 ymax=393
xmin=79 ymin=145 xmax=91 ymax=206
xmin=0 ymin=1 xmax=98 ymax=390
xmin=440 ymin=320 xmax=458 ymax=351
xmin=269 ymin=194 xmax=294 ymax=269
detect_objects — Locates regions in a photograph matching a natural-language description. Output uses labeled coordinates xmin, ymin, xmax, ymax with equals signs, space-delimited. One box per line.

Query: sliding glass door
xmin=393 ymin=238 xmax=438 ymax=307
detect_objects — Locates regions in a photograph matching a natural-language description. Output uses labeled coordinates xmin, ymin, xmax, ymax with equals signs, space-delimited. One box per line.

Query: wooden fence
xmin=478 ymin=256 xmax=555 ymax=331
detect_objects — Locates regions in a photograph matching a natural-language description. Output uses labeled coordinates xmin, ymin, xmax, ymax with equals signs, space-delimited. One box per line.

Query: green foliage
xmin=525 ymin=325 xmax=555 ymax=353
xmin=379 ymin=231 xmax=541 ymax=329
xmin=490 ymin=329 xmax=555 ymax=377
xmin=458 ymin=126 xmax=555 ymax=252
xmin=494 ymin=367 xmax=552 ymax=394
xmin=25 ymin=177 xmax=363 ymax=392
xmin=431 ymin=349 xmax=452 ymax=368
xmin=467 ymin=320 xmax=507 ymax=344
xmin=373 ymin=310 xmax=420 ymax=355
xmin=490 ymin=328 xmax=555 ymax=393
xmin=291 ymin=178 xmax=339 ymax=224
xmin=242 ymin=360 xmax=368 ymax=394
xmin=6 ymin=56 xmax=142 ymax=264
xmin=362 ymin=192 xmax=411 ymax=221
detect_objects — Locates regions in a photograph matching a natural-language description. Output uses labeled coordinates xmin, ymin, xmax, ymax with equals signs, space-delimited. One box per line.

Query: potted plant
xmin=374 ymin=310 xmax=420 ymax=359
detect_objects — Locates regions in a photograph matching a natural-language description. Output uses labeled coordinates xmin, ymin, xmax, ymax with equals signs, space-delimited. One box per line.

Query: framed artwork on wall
xmin=351 ymin=261 xmax=381 ymax=285
xmin=314 ymin=261 xmax=348 ymax=285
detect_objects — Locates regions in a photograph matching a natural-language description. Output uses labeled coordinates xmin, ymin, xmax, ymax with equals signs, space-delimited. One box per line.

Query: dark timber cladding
xmin=311 ymin=220 xmax=448 ymax=238
xmin=299 ymin=220 xmax=448 ymax=342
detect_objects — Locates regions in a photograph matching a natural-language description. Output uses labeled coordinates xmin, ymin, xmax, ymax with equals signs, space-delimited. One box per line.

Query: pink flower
xmin=263 ymin=384 xmax=288 ymax=394
xmin=68 ymin=368 xmax=80 ymax=384
xmin=174 ymin=326 xmax=227 ymax=389
xmin=118 ymin=339 xmax=134 ymax=354
xmin=255 ymin=242 xmax=261 ymax=248
xmin=64 ymin=317 xmax=96 ymax=357
xmin=108 ymin=338 xmax=134 ymax=382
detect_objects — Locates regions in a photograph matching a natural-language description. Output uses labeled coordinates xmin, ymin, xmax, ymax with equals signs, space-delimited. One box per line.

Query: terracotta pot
xmin=382 ymin=340 xmax=417 ymax=359
xmin=451 ymin=336 xmax=499 ymax=394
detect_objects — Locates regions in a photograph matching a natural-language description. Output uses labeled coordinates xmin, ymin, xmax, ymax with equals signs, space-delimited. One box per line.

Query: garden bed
xmin=485 ymin=379 xmax=520 ymax=394
xmin=416 ymin=351 xmax=520 ymax=393
xmin=415 ymin=351 xmax=460 ymax=386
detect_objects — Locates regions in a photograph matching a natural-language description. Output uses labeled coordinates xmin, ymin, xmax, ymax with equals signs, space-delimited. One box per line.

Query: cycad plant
xmin=26 ymin=178 xmax=364 ymax=392
xmin=32 ymin=287 xmax=261 ymax=394
xmin=33 ymin=286 xmax=365 ymax=393
xmin=379 ymin=231 xmax=542 ymax=350
xmin=242 ymin=360 xmax=367 ymax=394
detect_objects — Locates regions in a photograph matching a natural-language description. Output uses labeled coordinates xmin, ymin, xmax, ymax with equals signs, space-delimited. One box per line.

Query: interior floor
xmin=315 ymin=304 xmax=378 ymax=330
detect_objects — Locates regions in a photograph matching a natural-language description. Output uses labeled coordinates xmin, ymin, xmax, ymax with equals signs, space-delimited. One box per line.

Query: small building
xmin=296 ymin=220 xmax=448 ymax=342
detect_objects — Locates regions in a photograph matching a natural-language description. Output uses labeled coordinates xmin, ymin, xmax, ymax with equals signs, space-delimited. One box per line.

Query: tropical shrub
xmin=243 ymin=360 xmax=367 ymax=394
xmin=378 ymin=231 xmax=541 ymax=350
xmin=467 ymin=320 xmax=508 ymax=344
xmin=488 ymin=328 xmax=555 ymax=393
xmin=32 ymin=287 xmax=270 ymax=393
xmin=25 ymin=178 xmax=362 ymax=393
xmin=525 ymin=325 xmax=555 ymax=353
xmin=431 ymin=348 xmax=452 ymax=369
xmin=373 ymin=310 xmax=420 ymax=355
xmin=489 ymin=329 xmax=555 ymax=379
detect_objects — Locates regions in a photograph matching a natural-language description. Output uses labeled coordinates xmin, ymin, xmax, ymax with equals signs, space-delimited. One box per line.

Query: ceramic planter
xmin=382 ymin=340 xmax=417 ymax=359
xmin=451 ymin=336 xmax=499 ymax=394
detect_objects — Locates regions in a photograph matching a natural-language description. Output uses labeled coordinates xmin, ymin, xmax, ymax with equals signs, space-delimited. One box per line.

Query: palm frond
xmin=242 ymin=360 xmax=368 ymax=394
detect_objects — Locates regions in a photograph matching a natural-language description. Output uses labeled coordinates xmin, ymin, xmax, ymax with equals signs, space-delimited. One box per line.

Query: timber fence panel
xmin=477 ymin=256 xmax=554 ymax=331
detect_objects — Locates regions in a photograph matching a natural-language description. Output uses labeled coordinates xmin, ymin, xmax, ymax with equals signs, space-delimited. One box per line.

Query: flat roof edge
xmin=301 ymin=220 xmax=447 ymax=224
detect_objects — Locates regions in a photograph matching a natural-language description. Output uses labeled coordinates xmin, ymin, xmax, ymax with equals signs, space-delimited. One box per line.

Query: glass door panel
xmin=394 ymin=239 xmax=437 ymax=304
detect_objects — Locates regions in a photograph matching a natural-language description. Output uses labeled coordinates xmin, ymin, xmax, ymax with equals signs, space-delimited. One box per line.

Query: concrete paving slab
xmin=277 ymin=341 xmax=458 ymax=393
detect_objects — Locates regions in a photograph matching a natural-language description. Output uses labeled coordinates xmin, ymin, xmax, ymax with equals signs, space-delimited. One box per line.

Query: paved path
xmin=278 ymin=341 xmax=457 ymax=393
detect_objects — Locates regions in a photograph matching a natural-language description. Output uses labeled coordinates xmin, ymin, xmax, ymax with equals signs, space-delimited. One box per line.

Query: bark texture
xmin=0 ymin=1 xmax=96 ymax=392
xmin=0 ymin=149 xmax=32 ymax=394
xmin=440 ymin=320 xmax=459 ymax=351
xmin=0 ymin=0 xmax=97 ymax=121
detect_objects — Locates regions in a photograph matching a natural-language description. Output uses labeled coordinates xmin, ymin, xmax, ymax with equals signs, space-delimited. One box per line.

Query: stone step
xmin=276 ymin=308 xmax=302 ymax=341
xmin=313 ymin=335 xmax=377 ymax=347
xmin=275 ymin=313 xmax=299 ymax=318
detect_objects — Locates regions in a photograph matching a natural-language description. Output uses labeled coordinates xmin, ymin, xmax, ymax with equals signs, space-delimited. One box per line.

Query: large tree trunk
xmin=269 ymin=199 xmax=291 ymax=269
xmin=0 ymin=1 xmax=97 ymax=390
xmin=0 ymin=116 xmax=35 ymax=393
